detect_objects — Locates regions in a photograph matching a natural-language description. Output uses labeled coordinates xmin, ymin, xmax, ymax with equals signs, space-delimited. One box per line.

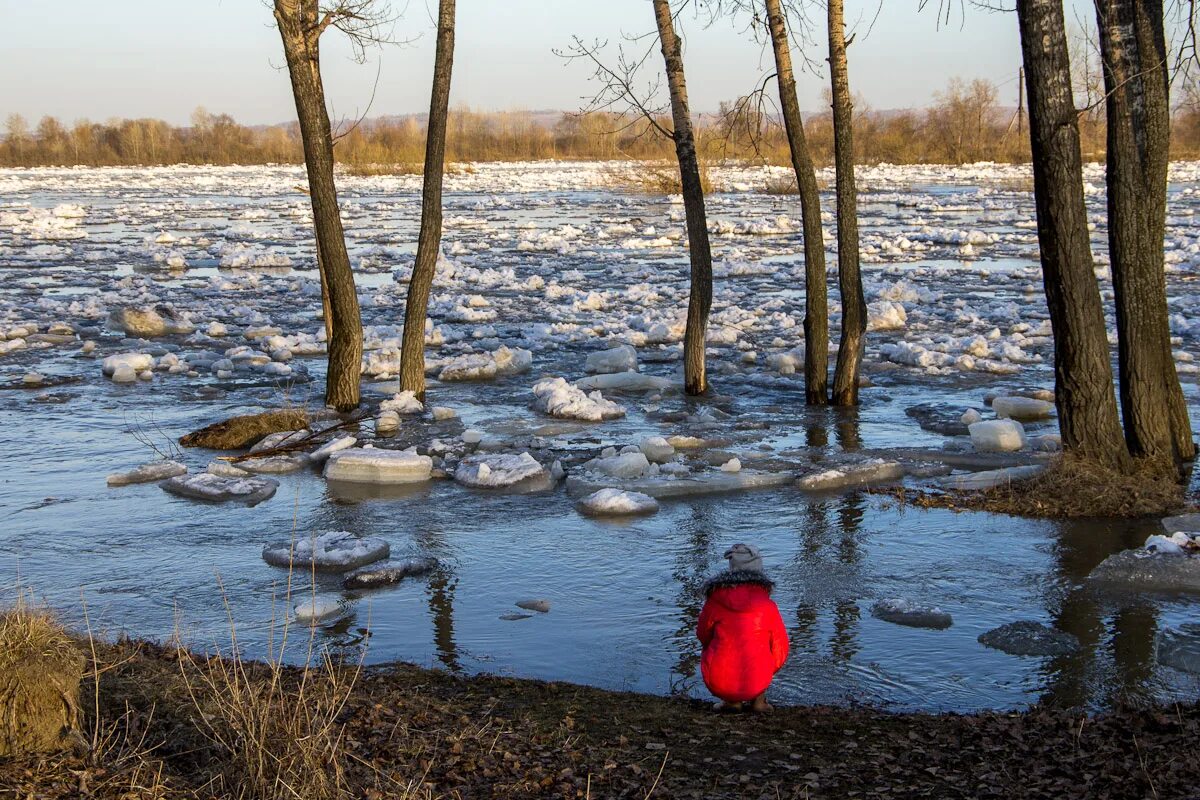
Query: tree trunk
xmin=1015 ymin=0 xmax=1129 ymax=467
xmin=827 ymin=0 xmax=865 ymax=406
xmin=765 ymin=0 xmax=828 ymax=405
xmin=1096 ymin=0 xmax=1195 ymax=461
xmin=400 ymin=0 xmax=456 ymax=400
xmin=273 ymin=0 xmax=363 ymax=411
xmin=653 ymin=0 xmax=713 ymax=396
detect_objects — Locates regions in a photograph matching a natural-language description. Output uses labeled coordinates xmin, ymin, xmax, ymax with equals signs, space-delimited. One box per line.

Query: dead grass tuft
xmin=603 ymin=160 xmax=714 ymax=195
xmin=342 ymin=162 xmax=423 ymax=177
xmin=881 ymin=454 xmax=1192 ymax=519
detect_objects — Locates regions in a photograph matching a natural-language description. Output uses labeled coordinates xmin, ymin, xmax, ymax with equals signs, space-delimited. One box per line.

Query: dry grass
xmin=761 ymin=174 xmax=799 ymax=195
xmin=603 ymin=160 xmax=715 ymax=196
xmin=342 ymin=162 xmax=423 ymax=177
xmin=881 ymin=454 xmax=1191 ymax=519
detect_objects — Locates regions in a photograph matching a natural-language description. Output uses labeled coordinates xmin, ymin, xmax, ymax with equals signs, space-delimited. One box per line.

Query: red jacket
xmin=697 ymin=571 xmax=789 ymax=703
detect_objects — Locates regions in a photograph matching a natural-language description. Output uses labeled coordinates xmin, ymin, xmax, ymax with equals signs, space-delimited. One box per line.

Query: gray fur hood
xmin=702 ymin=569 xmax=774 ymax=597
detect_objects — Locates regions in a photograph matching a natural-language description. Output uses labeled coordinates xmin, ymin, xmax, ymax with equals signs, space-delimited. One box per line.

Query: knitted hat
xmin=723 ymin=543 xmax=763 ymax=573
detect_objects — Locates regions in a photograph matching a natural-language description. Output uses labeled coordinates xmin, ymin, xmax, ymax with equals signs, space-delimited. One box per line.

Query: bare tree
xmin=1095 ymin=0 xmax=1195 ymax=462
xmin=652 ymin=0 xmax=714 ymax=395
xmin=763 ymin=0 xmax=829 ymax=405
xmin=1015 ymin=0 xmax=1130 ymax=468
xmin=827 ymin=0 xmax=865 ymax=406
xmin=272 ymin=0 xmax=388 ymax=411
xmin=400 ymin=0 xmax=456 ymax=399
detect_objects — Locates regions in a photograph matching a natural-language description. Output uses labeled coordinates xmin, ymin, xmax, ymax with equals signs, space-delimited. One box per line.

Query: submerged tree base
xmin=3 ymin=638 xmax=1199 ymax=799
xmin=880 ymin=454 xmax=1193 ymax=519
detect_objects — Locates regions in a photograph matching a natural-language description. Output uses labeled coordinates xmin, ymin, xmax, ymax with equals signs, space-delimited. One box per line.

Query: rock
xmin=968 ymin=419 xmax=1026 ymax=453
xmin=639 ymin=436 xmax=675 ymax=463
xmin=179 ymin=409 xmax=309 ymax=450
xmin=991 ymin=396 xmax=1055 ymax=421
xmin=262 ymin=531 xmax=390 ymax=572
xmin=978 ymin=621 xmax=1080 ymax=657
xmin=342 ymin=558 xmax=438 ymax=590
xmin=516 ymin=599 xmax=551 ymax=613
xmin=455 ymin=453 xmax=550 ymax=489
xmin=939 ymin=464 xmax=1045 ymax=491
xmin=294 ymin=596 xmax=351 ymax=624
xmin=1157 ymin=624 xmax=1200 ymax=674
xmin=106 ymin=460 xmax=188 ymax=487
xmin=1162 ymin=513 xmax=1200 ymax=533
xmin=1088 ymin=550 xmax=1200 ymax=593
xmin=324 ymin=447 xmax=432 ymax=484
xmin=161 ymin=473 xmax=278 ymax=505
xmin=584 ymin=344 xmax=638 ymax=374
xmin=532 ymin=377 xmax=625 ymax=421
xmin=797 ymin=459 xmax=904 ymax=492
xmin=578 ymin=488 xmax=659 ymax=516
xmin=870 ymin=599 xmax=953 ymax=630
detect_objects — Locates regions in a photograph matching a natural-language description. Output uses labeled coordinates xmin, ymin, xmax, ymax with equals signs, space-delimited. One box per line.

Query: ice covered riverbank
xmin=2 ymin=161 xmax=1199 ymax=712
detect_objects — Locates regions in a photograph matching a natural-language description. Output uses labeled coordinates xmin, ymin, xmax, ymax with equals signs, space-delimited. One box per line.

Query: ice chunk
xmin=866 ymin=301 xmax=907 ymax=332
xmin=108 ymin=305 xmax=193 ymax=338
xmin=161 ymin=473 xmax=278 ymax=505
xmin=324 ymin=448 xmax=432 ymax=484
xmin=1161 ymin=513 xmax=1200 ymax=533
xmin=376 ymin=410 xmax=401 ymax=434
xmin=797 ymin=460 xmax=904 ymax=491
xmin=574 ymin=372 xmax=673 ymax=393
xmin=262 ymin=531 xmax=390 ymax=572
xmin=991 ymin=396 xmax=1055 ymax=421
xmin=107 ymin=460 xmax=188 ymax=487
xmin=639 ymin=436 xmax=675 ymax=463
xmin=720 ymin=458 xmax=742 ymax=473
xmin=566 ymin=470 xmax=792 ymax=499
xmin=454 ymin=452 xmax=550 ymax=489
xmin=532 ymin=377 xmax=625 ymax=421
xmin=439 ymin=346 xmax=533 ymax=381
xmin=578 ymin=488 xmax=659 ymax=516
xmin=516 ymin=599 xmax=551 ymax=613
xmin=294 ymin=595 xmax=351 ymax=624
xmin=238 ymin=454 xmax=308 ymax=474
xmin=1143 ymin=532 xmax=1200 ymax=555
xmin=870 ymin=599 xmax=952 ymax=630
xmin=584 ymin=452 xmax=652 ymax=479
xmin=342 ymin=558 xmax=438 ymax=589
xmin=960 ymin=409 xmax=983 ymax=425
xmin=431 ymin=406 xmax=457 ymax=421
xmin=1089 ymin=549 xmax=1200 ymax=593
xmin=968 ymin=419 xmax=1026 ymax=453
xmin=584 ymin=344 xmax=638 ymax=374
xmin=978 ymin=621 xmax=1080 ymax=657
xmin=381 ymin=391 xmax=424 ymax=415
xmin=1157 ymin=624 xmax=1200 ymax=674
xmin=309 ymin=435 xmax=357 ymax=463
xmin=939 ymin=464 xmax=1045 ymax=491
xmin=102 ymin=352 xmax=154 ymax=376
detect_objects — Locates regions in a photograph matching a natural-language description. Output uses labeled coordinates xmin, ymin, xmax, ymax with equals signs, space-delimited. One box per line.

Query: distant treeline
xmin=5 ymin=78 xmax=1200 ymax=169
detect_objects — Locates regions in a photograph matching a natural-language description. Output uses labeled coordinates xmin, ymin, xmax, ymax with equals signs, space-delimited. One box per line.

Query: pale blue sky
xmin=0 ymin=0 xmax=1038 ymax=126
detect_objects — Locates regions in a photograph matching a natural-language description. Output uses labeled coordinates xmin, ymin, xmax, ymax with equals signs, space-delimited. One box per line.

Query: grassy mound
xmin=0 ymin=601 xmax=85 ymax=757
xmin=884 ymin=454 xmax=1192 ymax=519
xmin=178 ymin=409 xmax=309 ymax=450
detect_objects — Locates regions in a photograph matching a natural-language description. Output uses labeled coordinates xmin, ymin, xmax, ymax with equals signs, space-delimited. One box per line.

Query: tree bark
xmin=1015 ymin=0 xmax=1130 ymax=467
xmin=273 ymin=0 xmax=363 ymax=411
xmin=400 ymin=0 xmax=455 ymax=399
xmin=765 ymin=0 xmax=828 ymax=405
xmin=1095 ymin=0 xmax=1195 ymax=461
xmin=827 ymin=0 xmax=865 ymax=406
xmin=653 ymin=0 xmax=713 ymax=396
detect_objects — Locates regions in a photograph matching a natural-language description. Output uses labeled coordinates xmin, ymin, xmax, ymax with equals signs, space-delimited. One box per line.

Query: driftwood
xmin=179 ymin=409 xmax=310 ymax=450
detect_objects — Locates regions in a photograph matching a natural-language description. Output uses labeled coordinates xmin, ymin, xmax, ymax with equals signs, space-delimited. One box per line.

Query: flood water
xmin=2 ymin=162 xmax=1199 ymax=712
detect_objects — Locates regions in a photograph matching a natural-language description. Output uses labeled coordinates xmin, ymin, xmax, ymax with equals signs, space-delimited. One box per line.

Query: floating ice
xmin=639 ymin=436 xmax=675 ymax=463
xmin=161 ymin=472 xmax=278 ymax=505
xmin=584 ymin=344 xmax=638 ymax=374
xmin=107 ymin=460 xmax=188 ymax=487
xmin=532 ymin=377 xmax=625 ymax=421
xmin=968 ymin=419 xmax=1026 ymax=453
xmin=438 ymin=346 xmax=532 ymax=381
xmin=324 ymin=447 xmax=432 ymax=484
xmin=454 ymin=452 xmax=549 ymax=489
xmin=102 ymin=353 xmax=154 ymax=377
xmin=309 ymin=435 xmax=357 ymax=463
xmin=797 ymin=459 xmax=904 ymax=491
xmin=991 ymin=396 xmax=1055 ymax=421
xmin=342 ymin=557 xmax=438 ymax=589
xmin=381 ymin=391 xmax=424 ymax=415
xmin=978 ymin=621 xmax=1080 ymax=657
xmin=939 ymin=464 xmax=1045 ymax=491
xmin=575 ymin=371 xmax=673 ymax=393
xmin=294 ymin=595 xmax=351 ymax=624
xmin=583 ymin=451 xmax=652 ymax=479
xmin=578 ymin=488 xmax=659 ymax=516
xmin=870 ymin=599 xmax=952 ymax=630
xmin=262 ymin=531 xmax=390 ymax=572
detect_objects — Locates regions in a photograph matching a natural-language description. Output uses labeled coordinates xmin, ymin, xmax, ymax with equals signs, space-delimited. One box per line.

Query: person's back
xmin=697 ymin=543 xmax=788 ymax=712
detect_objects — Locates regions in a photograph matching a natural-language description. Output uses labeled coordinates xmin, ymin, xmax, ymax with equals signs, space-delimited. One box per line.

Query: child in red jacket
xmin=697 ymin=543 xmax=789 ymax=712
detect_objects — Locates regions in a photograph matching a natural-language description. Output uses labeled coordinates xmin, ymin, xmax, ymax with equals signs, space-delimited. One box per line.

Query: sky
xmin=0 ymin=0 xmax=1040 ymax=127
